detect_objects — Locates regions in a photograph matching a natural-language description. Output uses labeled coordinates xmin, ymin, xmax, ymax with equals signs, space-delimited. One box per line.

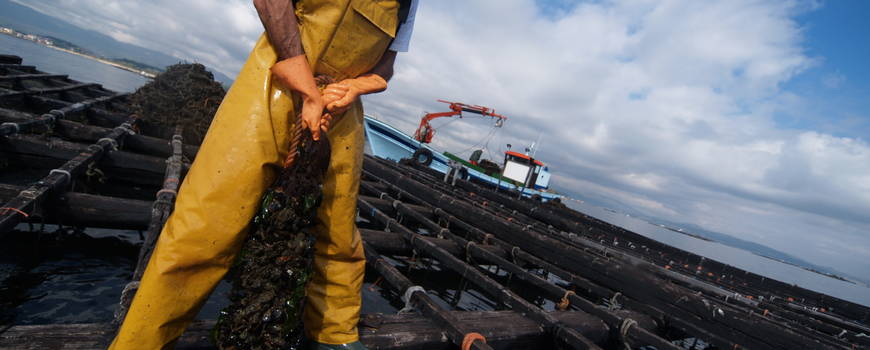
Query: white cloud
xmin=14 ymin=0 xmax=262 ymax=77
xmin=14 ymin=0 xmax=870 ymax=279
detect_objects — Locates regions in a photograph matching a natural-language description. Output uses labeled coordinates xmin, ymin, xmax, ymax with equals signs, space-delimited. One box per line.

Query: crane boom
xmin=413 ymin=99 xmax=507 ymax=144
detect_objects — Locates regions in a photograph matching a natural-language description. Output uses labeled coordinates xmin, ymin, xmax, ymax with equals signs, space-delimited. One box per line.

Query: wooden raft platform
xmin=1 ymin=55 xmax=869 ymax=349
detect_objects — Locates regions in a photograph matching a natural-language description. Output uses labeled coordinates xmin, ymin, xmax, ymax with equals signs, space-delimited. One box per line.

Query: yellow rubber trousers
xmin=111 ymin=1 xmax=398 ymax=348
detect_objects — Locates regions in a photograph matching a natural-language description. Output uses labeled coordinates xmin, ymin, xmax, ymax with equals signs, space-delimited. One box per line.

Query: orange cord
xmin=0 ymin=207 xmax=29 ymax=217
xmin=557 ymin=290 xmax=576 ymax=310
xmin=368 ymin=276 xmax=383 ymax=292
xmin=461 ymin=332 xmax=487 ymax=350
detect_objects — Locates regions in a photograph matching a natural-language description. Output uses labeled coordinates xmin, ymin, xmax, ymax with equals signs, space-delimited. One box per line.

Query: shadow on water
xmin=1 ymin=223 xmax=562 ymax=327
xmin=0 ymin=227 xmax=138 ymax=327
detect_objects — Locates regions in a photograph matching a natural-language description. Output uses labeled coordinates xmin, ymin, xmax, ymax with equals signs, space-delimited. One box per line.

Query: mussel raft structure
xmin=1 ymin=54 xmax=869 ymax=349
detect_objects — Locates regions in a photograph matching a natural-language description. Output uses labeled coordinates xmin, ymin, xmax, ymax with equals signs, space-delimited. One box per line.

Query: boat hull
xmin=363 ymin=115 xmax=561 ymax=201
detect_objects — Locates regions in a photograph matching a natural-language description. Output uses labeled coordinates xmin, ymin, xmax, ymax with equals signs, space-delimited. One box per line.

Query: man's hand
xmin=271 ymin=55 xmax=327 ymax=140
xmin=322 ymin=74 xmax=388 ymax=116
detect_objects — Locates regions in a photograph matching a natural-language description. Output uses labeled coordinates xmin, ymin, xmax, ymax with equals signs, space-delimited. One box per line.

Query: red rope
xmin=461 ymin=332 xmax=486 ymax=350
xmin=283 ymin=74 xmax=335 ymax=169
xmin=0 ymin=207 xmax=29 ymax=217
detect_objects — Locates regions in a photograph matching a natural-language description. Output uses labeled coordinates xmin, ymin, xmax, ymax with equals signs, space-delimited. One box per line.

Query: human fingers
xmin=301 ymin=103 xmax=322 ymax=141
xmin=320 ymin=113 xmax=332 ymax=133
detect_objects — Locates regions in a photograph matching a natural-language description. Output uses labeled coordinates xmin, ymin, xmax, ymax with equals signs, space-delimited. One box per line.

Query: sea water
xmin=0 ymin=34 xmax=150 ymax=92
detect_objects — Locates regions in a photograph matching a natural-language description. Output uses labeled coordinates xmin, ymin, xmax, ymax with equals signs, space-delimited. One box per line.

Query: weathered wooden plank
xmin=0 ymin=64 xmax=36 ymax=72
xmin=19 ymin=94 xmax=128 ymax=127
xmin=361 ymin=228 xmax=505 ymax=260
xmin=0 ymin=119 xmax=138 ymax=235
xmin=361 ymin=184 xmax=682 ymax=350
xmin=359 ymin=198 xmax=603 ymax=350
xmin=0 ymin=83 xmax=101 ymax=99
xmin=362 ymin=156 xmax=843 ymax=350
xmin=0 ymin=74 xmax=67 ymax=82
xmin=0 ymin=184 xmax=150 ymax=230
xmin=0 ymin=55 xmax=22 ymax=64
xmin=1 ymin=134 xmax=167 ymax=176
xmin=363 ymin=240 xmax=495 ymax=350
xmin=0 ymin=310 xmax=616 ymax=350
xmin=0 ymin=107 xmax=199 ymax=158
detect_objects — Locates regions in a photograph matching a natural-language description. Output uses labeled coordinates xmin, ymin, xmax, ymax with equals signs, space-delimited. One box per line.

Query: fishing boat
xmin=363 ymin=100 xmax=561 ymax=201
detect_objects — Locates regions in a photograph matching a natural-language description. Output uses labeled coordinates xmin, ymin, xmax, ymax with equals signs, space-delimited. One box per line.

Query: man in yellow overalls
xmin=110 ymin=0 xmax=418 ymax=349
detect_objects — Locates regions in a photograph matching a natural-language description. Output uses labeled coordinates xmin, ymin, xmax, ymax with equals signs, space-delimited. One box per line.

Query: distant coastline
xmin=1 ymin=26 xmax=158 ymax=78
xmin=652 ymin=221 xmax=859 ymax=285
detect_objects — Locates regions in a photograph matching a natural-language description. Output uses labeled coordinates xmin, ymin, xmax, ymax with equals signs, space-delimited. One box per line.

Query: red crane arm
xmin=413 ymin=100 xmax=507 ymax=144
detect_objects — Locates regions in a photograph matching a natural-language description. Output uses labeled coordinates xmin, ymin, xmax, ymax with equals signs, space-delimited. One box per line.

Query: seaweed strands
xmin=129 ymin=63 xmax=225 ymax=144
xmin=214 ymin=127 xmax=330 ymax=350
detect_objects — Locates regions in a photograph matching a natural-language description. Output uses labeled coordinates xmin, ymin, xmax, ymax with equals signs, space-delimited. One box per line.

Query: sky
xmin=12 ymin=0 xmax=870 ymax=281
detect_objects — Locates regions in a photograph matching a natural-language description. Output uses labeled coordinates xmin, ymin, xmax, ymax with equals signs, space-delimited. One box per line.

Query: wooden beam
xmin=0 ymin=118 xmax=138 ymax=235
xmin=0 ymin=107 xmax=199 ymax=158
xmin=0 ymin=184 xmax=150 ymax=230
xmin=0 ymin=310 xmax=615 ymax=350
xmin=0 ymin=55 xmax=22 ymax=64
xmin=362 ymin=156 xmax=843 ymax=350
xmin=0 ymin=83 xmax=101 ymax=99
xmin=0 ymin=74 xmax=67 ymax=82
xmin=1 ymin=134 xmax=167 ymax=176
xmin=359 ymin=198 xmax=603 ymax=350
xmin=361 ymin=184 xmax=682 ymax=350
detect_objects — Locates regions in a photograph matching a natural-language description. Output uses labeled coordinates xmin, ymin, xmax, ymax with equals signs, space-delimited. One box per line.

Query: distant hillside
xmin=0 ymin=0 xmax=232 ymax=85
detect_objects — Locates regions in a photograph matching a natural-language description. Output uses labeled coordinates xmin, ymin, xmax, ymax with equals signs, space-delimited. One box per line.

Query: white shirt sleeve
xmin=389 ymin=0 xmax=418 ymax=52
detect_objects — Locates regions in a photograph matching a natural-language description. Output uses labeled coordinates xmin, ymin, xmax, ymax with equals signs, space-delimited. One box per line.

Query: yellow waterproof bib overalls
xmin=110 ymin=1 xmax=398 ymax=348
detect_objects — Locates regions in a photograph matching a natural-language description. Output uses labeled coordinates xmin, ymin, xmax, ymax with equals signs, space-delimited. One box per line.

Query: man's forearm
xmin=368 ymin=51 xmax=397 ymax=82
xmin=253 ymin=0 xmax=303 ymax=60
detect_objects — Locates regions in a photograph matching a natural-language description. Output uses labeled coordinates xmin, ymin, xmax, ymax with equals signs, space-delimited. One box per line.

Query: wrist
xmin=343 ymin=74 xmax=387 ymax=95
xmin=271 ymin=55 xmax=320 ymax=97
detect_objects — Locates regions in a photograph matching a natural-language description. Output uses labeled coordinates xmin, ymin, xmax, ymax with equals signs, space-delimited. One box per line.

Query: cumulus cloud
xmin=14 ymin=0 xmax=262 ymax=77
xmin=14 ymin=0 xmax=869 ymax=279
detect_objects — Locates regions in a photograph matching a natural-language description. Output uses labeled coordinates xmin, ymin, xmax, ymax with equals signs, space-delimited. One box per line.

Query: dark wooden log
xmin=0 ymin=83 xmax=101 ymax=99
xmin=0 ymin=64 xmax=36 ymax=72
xmin=0 ymin=184 xmax=150 ymax=230
xmin=0 ymin=118 xmax=137 ymax=235
xmin=426 ymin=158 xmax=870 ymax=326
xmin=388 ymin=159 xmax=869 ymax=346
xmin=0 ymin=74 xmax=67 ymax=82
xmin=0 ymin=310 xmax=615 ymax=350
xmin=364 ymin=185 xmax=682 ymax=350
xmin=0 ymin=107 xmax=199 ymax=160
xmin=1 ymin=134 xmax=167 ymax=177
xmin=361 ymin=228 xmax=504 ymax=258
xmin=0 ymin=93 xmax=126 ymax=137
xmin=16 ymin=95 xmax=128 ymax=128
xmin=367 ymin=162 xmax=867 ymax=349
xmin=383 ymin=160 xmax=859 ymax=349
xmin=132 ymin=126 xmax=184 ymax=279
xmin=358 ymin=198 xmax=603 ymax=350
xmin=115 ymin=127 xmax=186 ymax=325
xmin=363 ymin=240 xmax=495 ymax=350
xmin=0 ymin=152 xmax=163 ymax=188
xmin=362 ymin=156 xmax=844 ymax=350
xmin=0 ymin=55 xmax=22 ymax=64
xmin=359 ymin=195 xmax=433 ymax=221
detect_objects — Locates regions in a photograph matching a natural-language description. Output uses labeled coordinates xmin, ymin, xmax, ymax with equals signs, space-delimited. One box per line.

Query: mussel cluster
xmin=215 ymin=130 xmax=331 ymax=350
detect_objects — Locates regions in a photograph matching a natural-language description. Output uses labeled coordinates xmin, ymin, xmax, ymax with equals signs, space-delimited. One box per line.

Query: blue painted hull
xmin=363 ymin=115 xmax=562 ymax=201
